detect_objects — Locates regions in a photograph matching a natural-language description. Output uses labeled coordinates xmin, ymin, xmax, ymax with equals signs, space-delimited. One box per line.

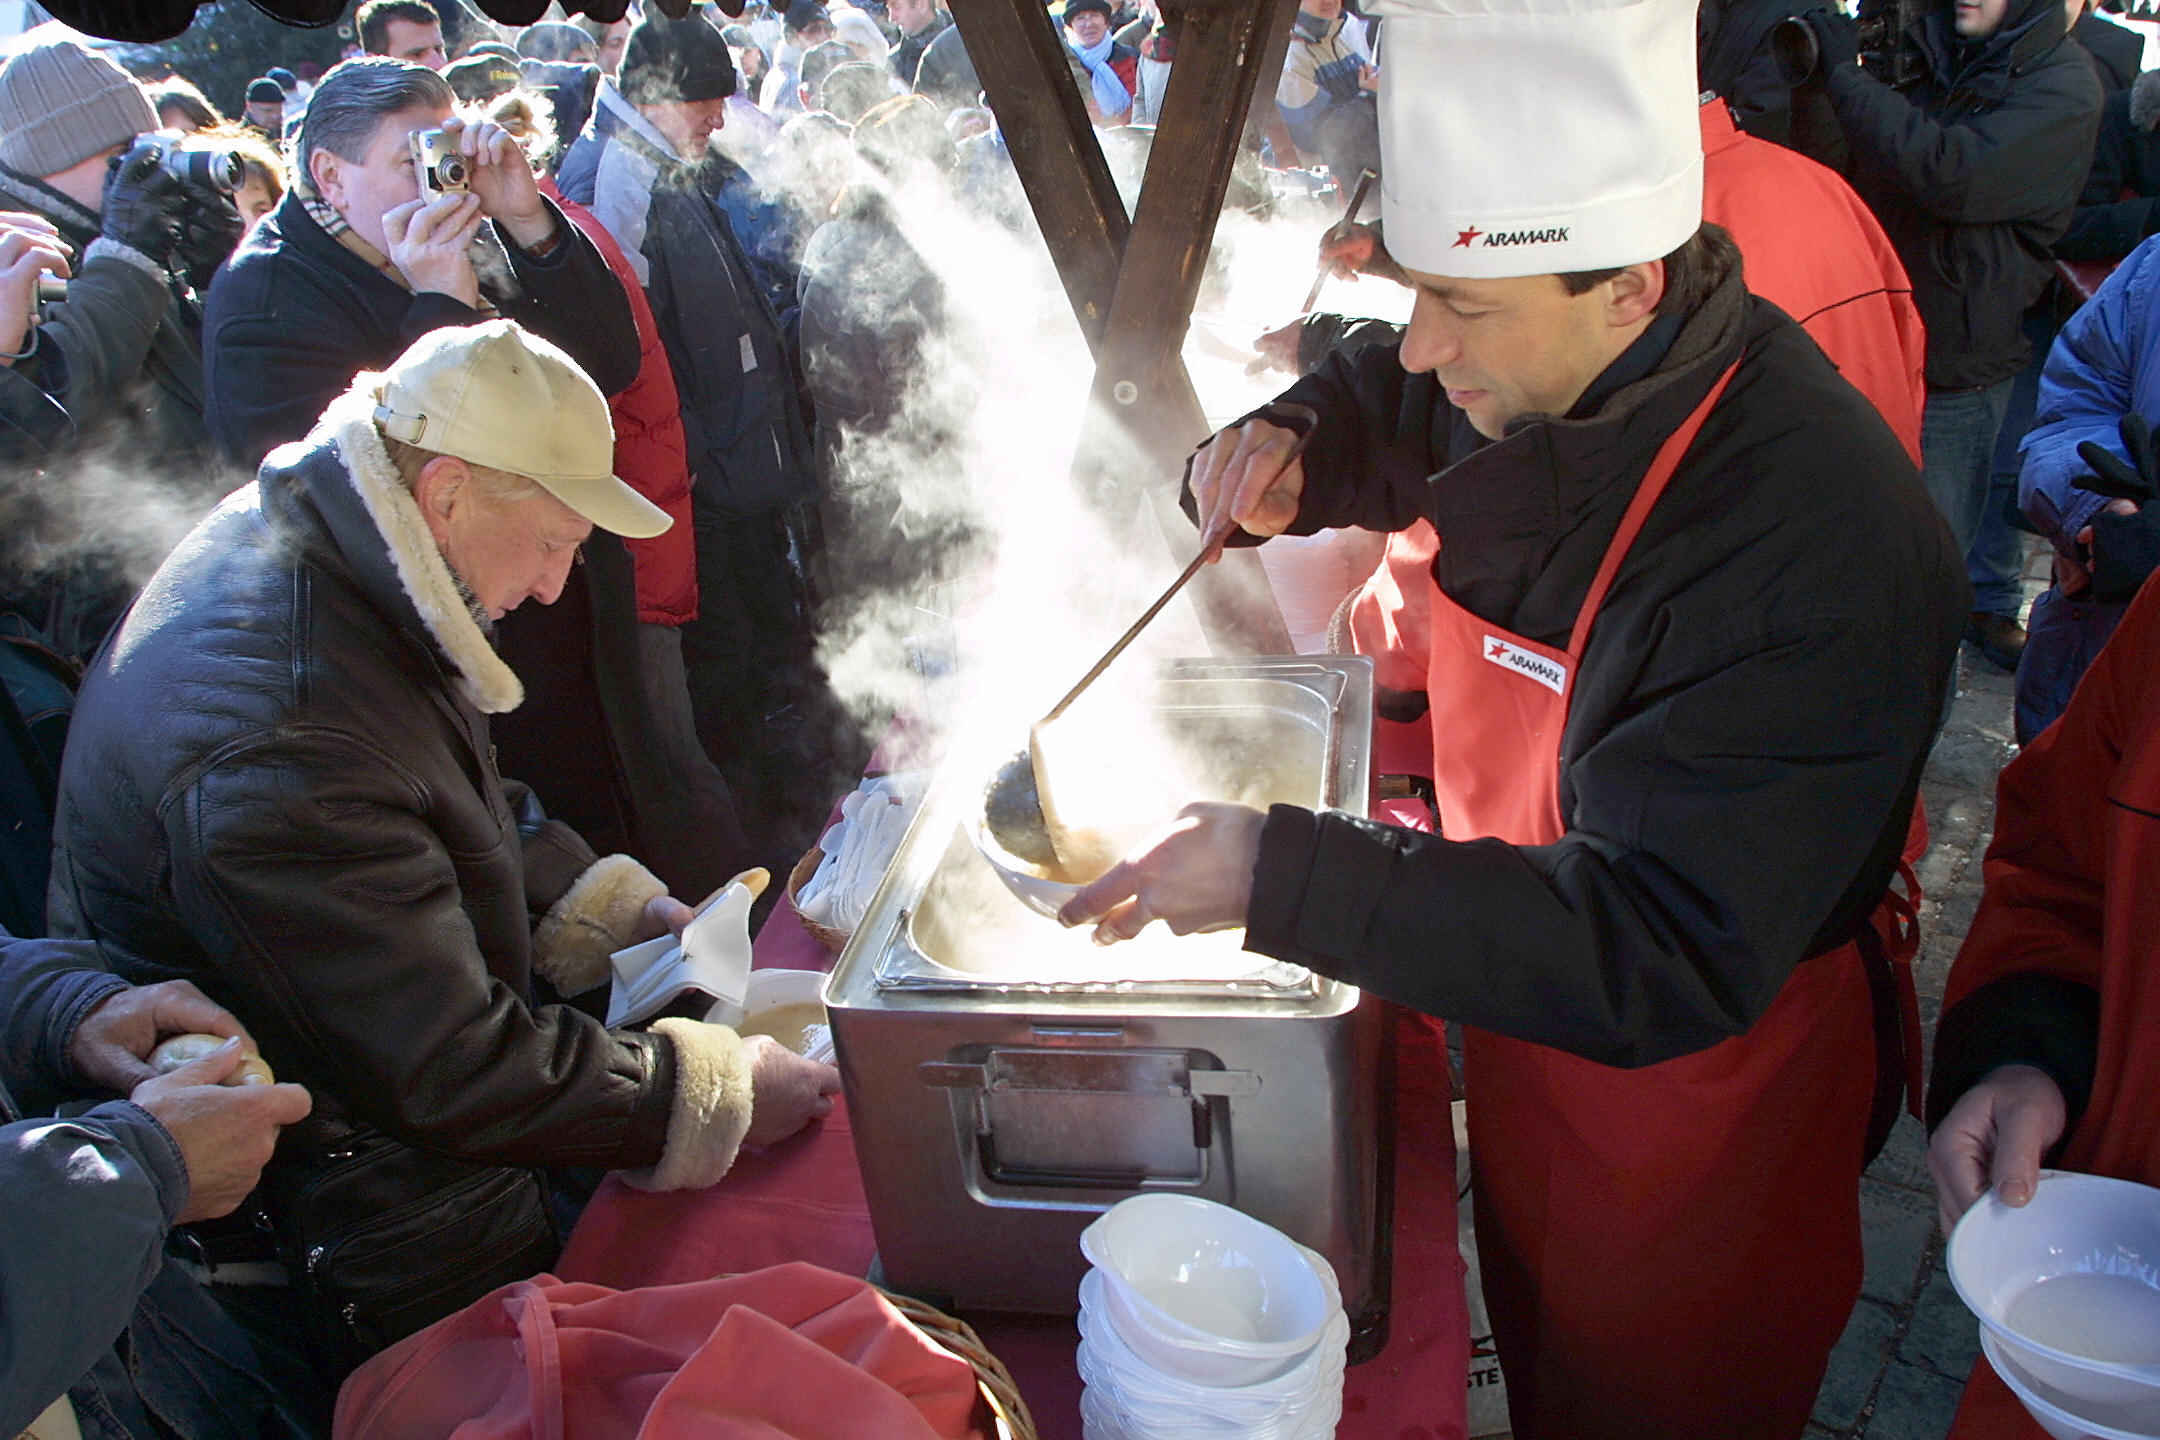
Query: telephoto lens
xmin=157 ymin=140 xmax=243 ymax=194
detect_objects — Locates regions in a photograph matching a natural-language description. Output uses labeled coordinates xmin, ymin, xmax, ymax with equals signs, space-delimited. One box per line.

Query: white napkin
xmin=604 ymin=873 xmax=759 ymax=1028
xmin=795 ymin=772 xmax=927 ymax=933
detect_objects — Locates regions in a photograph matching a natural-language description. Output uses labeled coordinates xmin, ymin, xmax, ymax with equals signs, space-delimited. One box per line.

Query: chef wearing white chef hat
xmin=1064 ymin=0 xmax=1967 ymax=1436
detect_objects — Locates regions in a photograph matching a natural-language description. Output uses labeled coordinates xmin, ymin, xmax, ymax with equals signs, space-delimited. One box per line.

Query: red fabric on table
xmin=563 ymin=891 xmax=1470 ymax=1440
xmin=557 ymin=902 xmax=873 ymax=1290
xmin=557 ymin=1096 xmax=877 ymax=1291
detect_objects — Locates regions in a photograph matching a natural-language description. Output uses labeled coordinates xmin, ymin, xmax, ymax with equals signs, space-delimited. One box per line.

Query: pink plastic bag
xmin=334 ymin=1263 xmax=988 ymax=1440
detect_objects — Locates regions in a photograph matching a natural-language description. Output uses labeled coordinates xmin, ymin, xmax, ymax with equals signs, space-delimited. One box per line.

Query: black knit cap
xmin=618 ymin=9 xmax=737 ymax=104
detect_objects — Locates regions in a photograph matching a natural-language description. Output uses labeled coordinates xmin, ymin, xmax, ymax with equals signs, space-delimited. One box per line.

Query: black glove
xmin=100 ymin=139 xmax=189 ymax=266
xmin=173 ymin=181 xmax=244 ymax=293
xmin=2074 ymin=413 xmax=2160 ymax=602
xmin=1807 ymin=7 xmax=1861 ymax=70
xmin=1771 ymin=8 xmax=1858 ymax=86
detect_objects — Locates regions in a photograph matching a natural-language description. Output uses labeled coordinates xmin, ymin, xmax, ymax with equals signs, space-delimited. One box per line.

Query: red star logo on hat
xmin=1488 ymin=640 xmax=1509 ymax=660
xmin=1454 ymin=227 xmax=1483 ymax=247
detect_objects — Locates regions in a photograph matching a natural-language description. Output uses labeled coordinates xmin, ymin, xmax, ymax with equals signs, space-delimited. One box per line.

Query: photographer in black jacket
xmin=1785 ymin=0 xmax=2100 ymax=640
xmin=0 ymin=41 xmax=243 ymax=660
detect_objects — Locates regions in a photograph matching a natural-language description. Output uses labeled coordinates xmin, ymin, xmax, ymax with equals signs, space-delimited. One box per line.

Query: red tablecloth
xmin=560 ymin=861 xmax=1470 ymax=1440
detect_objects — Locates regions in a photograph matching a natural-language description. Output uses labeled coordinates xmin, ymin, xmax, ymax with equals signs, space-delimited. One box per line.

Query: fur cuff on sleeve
xmin=532 ymin=853 xmax=667 ymax=996
xmin=619 ymin=1018 xmax=755 ymax=1192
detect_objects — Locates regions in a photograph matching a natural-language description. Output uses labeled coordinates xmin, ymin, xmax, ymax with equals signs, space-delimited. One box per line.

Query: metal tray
xmin=837 ymin=657 xmax=1373 ymax=1001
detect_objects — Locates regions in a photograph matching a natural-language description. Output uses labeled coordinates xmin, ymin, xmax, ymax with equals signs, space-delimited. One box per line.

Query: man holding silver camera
xmin=204 ymin=57 xmax=637 ymax=469
xmin=0 ymin=40 xmax=241 ymax=658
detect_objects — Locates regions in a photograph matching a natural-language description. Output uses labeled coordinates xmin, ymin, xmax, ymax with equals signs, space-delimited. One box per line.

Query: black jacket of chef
xmin=1237 ymin=249 xmax=1968 ymax=1070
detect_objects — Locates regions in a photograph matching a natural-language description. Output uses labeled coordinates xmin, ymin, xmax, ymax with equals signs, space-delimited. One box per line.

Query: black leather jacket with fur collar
xmin=46 ymin=385 xmax=752 ymax=1349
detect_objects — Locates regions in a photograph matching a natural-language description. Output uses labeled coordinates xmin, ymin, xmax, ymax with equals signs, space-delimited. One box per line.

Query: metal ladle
xmin=982 ymin=421 xmax=1316 ymax=871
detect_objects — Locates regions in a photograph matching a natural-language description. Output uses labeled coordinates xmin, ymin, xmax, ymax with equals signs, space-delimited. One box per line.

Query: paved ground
xmin=1804 ymin=552 xmax=2047 ymax=1440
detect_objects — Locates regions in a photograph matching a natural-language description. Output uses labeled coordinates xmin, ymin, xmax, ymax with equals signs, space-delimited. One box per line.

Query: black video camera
xmin=1773 ymin=0 xmax=1926 ymax=88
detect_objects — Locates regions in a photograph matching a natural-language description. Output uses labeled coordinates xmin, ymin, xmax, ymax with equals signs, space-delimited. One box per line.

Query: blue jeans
xmin=1971 ymin=308 xmax=2061 ymax=618
xmin=1920 ymin=380 xmax=2018 ymax=561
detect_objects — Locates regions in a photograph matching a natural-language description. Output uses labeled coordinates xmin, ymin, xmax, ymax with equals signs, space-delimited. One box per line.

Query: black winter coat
xmin=2074 ymin=11 xmax=2143 ymax=93
xmin=1799 ymin=0 xmax=2103 ymax=389
xmin=1240 ymin=263 xmax=1968 ymax=1067
xmin=2055 ymin=71 xmax=2160 ymax=261
xmin=45 ymin=403 xmax=695 ymax=1351
xmin=558 ymin=86 xmax=817 ymax=520
xmin=202 ymin=190 xmax=640 ymax=471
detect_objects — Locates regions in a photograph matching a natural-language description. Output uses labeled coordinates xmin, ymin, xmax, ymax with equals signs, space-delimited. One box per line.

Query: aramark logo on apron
xmin=1481 ymin=636 xmax=1568 ymax=695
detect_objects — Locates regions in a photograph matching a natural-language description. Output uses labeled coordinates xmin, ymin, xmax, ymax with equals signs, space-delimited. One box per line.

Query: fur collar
xmin=322 ymin=385 xmax=524 ymax=715
xmin=2133 ymin=68 xmax=2160 ymax=133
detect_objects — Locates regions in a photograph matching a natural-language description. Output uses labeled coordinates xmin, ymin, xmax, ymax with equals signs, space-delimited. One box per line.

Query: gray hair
xmin=383 ymin=436 xmax=550 ymax=505
xmin=297 ymin=57 xmax=454 ymax=184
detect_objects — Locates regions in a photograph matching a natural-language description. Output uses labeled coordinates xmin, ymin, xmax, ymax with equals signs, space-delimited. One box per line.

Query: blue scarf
xmin=1070 ymin=31 xmax=1132 ymax=118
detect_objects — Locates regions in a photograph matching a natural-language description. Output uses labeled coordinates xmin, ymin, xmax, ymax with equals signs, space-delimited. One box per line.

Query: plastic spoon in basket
xmin=983 ymin=422 xmax=1318 ymax=878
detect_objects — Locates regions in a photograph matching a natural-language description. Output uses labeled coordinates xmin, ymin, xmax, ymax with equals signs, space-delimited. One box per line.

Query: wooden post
xmin=941 ymin=0 xmax=1300 ymax=654
xmin=1074 ymin=0 xmax=1301 ymax=653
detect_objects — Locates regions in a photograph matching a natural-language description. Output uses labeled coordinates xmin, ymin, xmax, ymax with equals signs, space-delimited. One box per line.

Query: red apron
xmin=1422 ymin=366 xmax=1883 ymax=1440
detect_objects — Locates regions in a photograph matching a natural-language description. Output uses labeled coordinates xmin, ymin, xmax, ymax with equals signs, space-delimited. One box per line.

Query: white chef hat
xmin=1365 ymin=0 xmax=1703 ymax=279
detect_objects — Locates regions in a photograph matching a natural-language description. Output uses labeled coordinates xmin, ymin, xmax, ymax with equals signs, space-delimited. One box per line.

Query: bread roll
xmin=148 ymin=1032 xmax=275 ymax=1086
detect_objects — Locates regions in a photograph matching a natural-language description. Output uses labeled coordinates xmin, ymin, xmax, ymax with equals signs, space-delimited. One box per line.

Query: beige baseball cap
xmin=373 ymin=320 xmax=671 ymax=539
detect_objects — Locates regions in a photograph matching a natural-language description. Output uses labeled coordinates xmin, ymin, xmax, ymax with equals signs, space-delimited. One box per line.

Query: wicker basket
xmin=885 ymin=1291 xmax=1040 ymax=1440
xmin=787 ymin=846 xmax=851 ymax=954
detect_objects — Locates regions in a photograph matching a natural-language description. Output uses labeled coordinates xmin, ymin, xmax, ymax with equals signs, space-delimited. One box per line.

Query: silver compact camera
xmin=410 ymin=129 xmax=470 ymax=199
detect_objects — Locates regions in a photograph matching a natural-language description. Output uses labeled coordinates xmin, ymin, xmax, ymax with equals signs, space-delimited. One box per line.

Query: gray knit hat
xmin=0 ymin=42 xmax=157 ymax=179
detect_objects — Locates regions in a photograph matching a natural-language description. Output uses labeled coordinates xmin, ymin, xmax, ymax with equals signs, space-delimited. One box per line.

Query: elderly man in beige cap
xmin=1064 ymin=0 xmax=1967 ymax=1434
xmin=49 ymin=320 xmax=839 ymax=1403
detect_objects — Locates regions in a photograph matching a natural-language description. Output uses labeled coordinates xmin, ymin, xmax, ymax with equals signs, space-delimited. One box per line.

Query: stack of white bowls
xmin=1075 ymin=1194 xmax=1349 ymax=1440
xmin=1947 ymin=1171 xmax=2160 ymax=1440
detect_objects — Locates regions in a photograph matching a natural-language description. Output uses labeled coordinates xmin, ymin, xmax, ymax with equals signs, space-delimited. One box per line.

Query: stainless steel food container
xmin=825 ymin=657 xmax=1388 ymax=1325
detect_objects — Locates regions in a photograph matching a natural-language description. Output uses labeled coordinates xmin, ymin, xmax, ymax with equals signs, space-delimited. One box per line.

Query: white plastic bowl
xmin=1982 ymin=1331 xmax=2160 ymax=1440
xmin=968 ymin=818 xmax=1081 ymax=919
xmin=1077 ymin=1270 xmax=1346 ymax=1410
xmin=1949 ymin=1171 xmax=2160 ymax=1409
xmin=726 ymin=969 xmax=834 ymax=1063
xmin=1077 ymin=1275 xmax=1347 ymax=1440
xmin=1078 ymin=1195 xmax=1336 ymax=1386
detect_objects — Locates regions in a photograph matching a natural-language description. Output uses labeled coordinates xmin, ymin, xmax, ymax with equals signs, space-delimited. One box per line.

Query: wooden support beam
xmin=1073 ymin=0 xmax=1302 ymax=654
xmin=943 ymin=0 xmax=1128 ymax=346
xmin=944 ymin=0 xmax=1298 ymax=654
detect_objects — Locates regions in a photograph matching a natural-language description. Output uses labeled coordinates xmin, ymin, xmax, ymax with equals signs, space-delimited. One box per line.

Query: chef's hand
xmin=70 ymin=979 xmax=251 ymax=1094
xmin=1927 ymin=1063 xmax=2066 ymax=1234
xmin=1187 ymin=420 xmax=1307 ymax=552
xmin=1058 ymin=802 xmax=1266 ymax=945
xmin=437 ymin=115 xmax=556 ymax=254
xmin=743 ymin=1036 xmax=840 ymax=1145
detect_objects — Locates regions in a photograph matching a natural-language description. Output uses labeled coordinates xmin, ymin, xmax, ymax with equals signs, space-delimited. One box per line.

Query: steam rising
xmin=0 ymin=432 xmax=241 ymax=657
xmin=797 ymin=138 xmax=1410 ymax=798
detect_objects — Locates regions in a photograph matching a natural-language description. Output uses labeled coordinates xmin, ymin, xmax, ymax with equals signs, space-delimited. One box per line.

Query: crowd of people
xmin=0 ymin=0 xmax=2158 ymax=1436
